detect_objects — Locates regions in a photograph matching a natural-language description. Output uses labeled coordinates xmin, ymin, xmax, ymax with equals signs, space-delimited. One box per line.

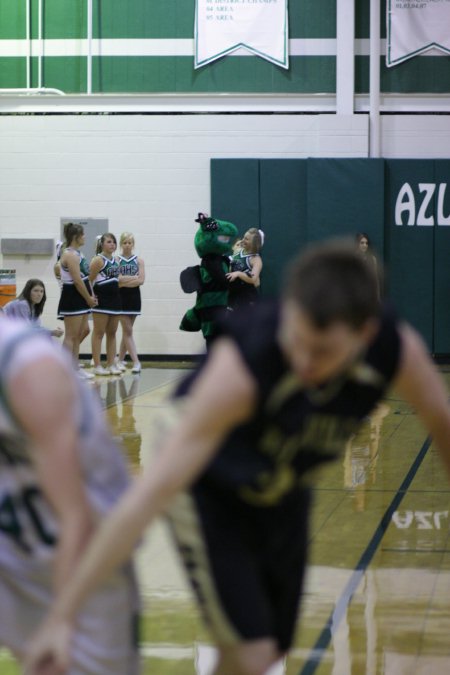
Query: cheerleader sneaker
xmin=114 ymin=359 xmax=127 ymax=372
xmin=131 ymin=362 xmax=142 ymax=374
xmin=78 ymin=369 xmax=95 ymax=380
xmin=108 ymin=364 xmax=123 ymax=376
xmin=93 ymin=365 xmax=111 ymax=376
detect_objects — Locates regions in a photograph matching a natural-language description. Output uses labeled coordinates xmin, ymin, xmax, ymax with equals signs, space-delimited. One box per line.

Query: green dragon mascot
xmin=180 ymin=212 xmax=238 ymax=347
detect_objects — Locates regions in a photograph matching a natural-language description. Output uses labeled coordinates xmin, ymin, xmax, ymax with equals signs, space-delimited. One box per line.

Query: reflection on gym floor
xmin=2 ymin=367 xmax=450 ymax=674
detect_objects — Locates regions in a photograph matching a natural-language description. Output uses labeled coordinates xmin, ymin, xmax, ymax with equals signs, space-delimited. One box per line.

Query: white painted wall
xmin=0 ymin=111 xmax=448 ymax=355
xmin=380 ymin=115 xmax=450 ymax=158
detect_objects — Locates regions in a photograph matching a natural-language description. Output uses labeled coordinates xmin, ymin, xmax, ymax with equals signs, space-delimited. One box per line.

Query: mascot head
xmin=194 ymin=213 xmax=238 ymax=257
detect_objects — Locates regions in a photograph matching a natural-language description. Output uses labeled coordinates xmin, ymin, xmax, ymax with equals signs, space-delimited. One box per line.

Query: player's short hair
xmin=283 ymin=239 xmax=381 ymax=329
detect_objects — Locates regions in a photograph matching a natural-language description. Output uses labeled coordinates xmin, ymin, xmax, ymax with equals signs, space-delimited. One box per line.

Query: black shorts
xmin=93 ymin=281 xmax=122 ymax=315
xmin=58 ymin=280 xmax=91 ymax=316
xmin=120 ymin=286 xmax=141 ymax=315
xmin=166 ymin=485 xmax=311 ymax=652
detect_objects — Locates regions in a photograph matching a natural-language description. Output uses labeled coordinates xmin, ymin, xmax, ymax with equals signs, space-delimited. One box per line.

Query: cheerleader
xmin=117 ymin=232 xmax=145 ymax=373
xmin=226 ymin=227 xmax=264 ymax=309
xmin=89 ymin=233 xmax=122 ymax=376
xmin=55 ymin=240 xmax=90 ymax=365
xmin=57 ymin=223 xmax=97 ymax=375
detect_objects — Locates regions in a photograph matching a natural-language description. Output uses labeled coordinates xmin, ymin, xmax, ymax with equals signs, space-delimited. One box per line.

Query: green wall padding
xmin=211 ymin=159 xmax=309 ymax=298
xmin=433 ymin=160 xmax=450 ymax=354
xmin=306 ymin=158 xmax=385 ymax=254
xmin=385 ymin=160 xmax=435 ymax=348
xmin=211 ymin=159 xmax=260 ymax=236
xmin=211 ymin=157 xmax=450 ymax=352
xmin=259 ymin=159 xmax=308 ymax=297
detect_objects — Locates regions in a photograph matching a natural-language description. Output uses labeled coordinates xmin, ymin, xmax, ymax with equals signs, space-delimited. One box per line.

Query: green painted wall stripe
xmin=355 ymin=56 xmax=450 ymax=94
xmin=0 ymin=58 xmax=25 ymax=87
xmin=1 ymin=3 xmax=448 ymax=94
xmin=0 ymin=55 xmax=336 ymax=94
xmin=2 ymin=53 xmax=450 ymax=95
xmin=0 ymin=0 xmax=336 ymax=40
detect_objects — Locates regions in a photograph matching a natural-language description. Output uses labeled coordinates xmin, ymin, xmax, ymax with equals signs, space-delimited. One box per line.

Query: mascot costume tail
xmin=180 ymin=212 xmax=238 ymax=347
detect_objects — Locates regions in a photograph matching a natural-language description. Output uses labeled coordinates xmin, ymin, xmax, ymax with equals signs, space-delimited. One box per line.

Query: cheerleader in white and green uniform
xmin=89 ymin=233 xmax=122 ymax=376
xmin=227 ymin=227 xmax=264 ymax=310
xmin=117 ymin=232 xmax=145 ymax=374
xmin=57 ymin=223 xmax=97 ymax=373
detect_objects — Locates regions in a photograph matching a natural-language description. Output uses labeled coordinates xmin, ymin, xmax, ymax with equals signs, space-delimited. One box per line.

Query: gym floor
xmin=2 ymin=364 xmax=450 ymax=674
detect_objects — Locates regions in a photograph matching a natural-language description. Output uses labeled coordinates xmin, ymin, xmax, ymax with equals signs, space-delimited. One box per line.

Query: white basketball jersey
xmin=0 ymin=318 xmax=140 ymax=674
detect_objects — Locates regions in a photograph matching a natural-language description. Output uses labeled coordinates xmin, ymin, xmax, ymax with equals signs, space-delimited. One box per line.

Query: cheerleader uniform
xmin=228 ymin=249 xmax=260 ymax=309
xmin=118 ymin=254 xmax=142 ymax=315
xmin=58 ymin=248 xmax=92 ymax=316
xmin=92 ymin=255 xmax=122 ymax=315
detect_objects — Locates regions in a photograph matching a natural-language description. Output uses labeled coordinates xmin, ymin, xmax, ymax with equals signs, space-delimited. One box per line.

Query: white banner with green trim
xmin=195 ymin=0 xmax=289 ymax=69
xmin=387 ymin=0 xmax=450 ymax=67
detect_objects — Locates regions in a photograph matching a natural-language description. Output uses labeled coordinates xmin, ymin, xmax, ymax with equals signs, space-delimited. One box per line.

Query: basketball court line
xmin=299 ymin=434 xmax=433 ymax=674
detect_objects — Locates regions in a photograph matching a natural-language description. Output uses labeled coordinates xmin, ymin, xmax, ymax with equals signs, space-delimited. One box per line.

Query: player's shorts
xmin=119 ymin=286 xmax=141 ymax=315
xmin=166 ymin=484 xmax=311 ymax=653
xmin=92 ymin=281 xmax=122 ymax=315
xmin=58 ymin=280 xmax=92 ymax=316
xmin=0 ymin=562 xmax=141 ymax=674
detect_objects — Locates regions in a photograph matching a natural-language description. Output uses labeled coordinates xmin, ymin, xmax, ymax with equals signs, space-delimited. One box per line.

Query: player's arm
xmin=393 ymin=323 xmax=450 ymax=477
xmin=8 ymin=357 xmax=95 ymax=593
xmin=25 ymin=337 xmax=257 ymax=672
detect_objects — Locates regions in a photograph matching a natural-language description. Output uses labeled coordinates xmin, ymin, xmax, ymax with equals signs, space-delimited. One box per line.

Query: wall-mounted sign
xmin=387 ymin=0 xmax=450 ymax=67
xmin=195 ymin=0 xmax=289 ymax=69
xmin=395 ymin=182 xmax=450 ymax=226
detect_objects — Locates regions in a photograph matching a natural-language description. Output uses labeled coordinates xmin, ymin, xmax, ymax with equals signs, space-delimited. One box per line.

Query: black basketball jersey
xmin=175 ymin=302 xmax=402 ymax=507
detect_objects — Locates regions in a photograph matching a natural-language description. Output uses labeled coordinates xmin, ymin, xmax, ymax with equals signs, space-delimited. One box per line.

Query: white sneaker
xmin=78 ymin=369 xmax=95 ymax=380
xmin=108 ymin=365 xmax=123 ymax=376
xmin=115 ymin=360 xmax=127 ymax=372
xmin=93 ymin=366 xmax=111 ymax=376
xmin=131 ymin=362 xmax=142 ymax=374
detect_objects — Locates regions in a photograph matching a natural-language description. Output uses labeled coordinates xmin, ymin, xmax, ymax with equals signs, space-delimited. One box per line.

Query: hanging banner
xmin=195 ymin=0 xmax=289 ymax=69
xmin=387 ymin=0 xmax=450 ymax=67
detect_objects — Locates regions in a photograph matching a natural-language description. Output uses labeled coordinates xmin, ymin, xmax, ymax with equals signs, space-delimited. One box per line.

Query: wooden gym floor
xmin=2 ymin=364 xmax=450 ymax=674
